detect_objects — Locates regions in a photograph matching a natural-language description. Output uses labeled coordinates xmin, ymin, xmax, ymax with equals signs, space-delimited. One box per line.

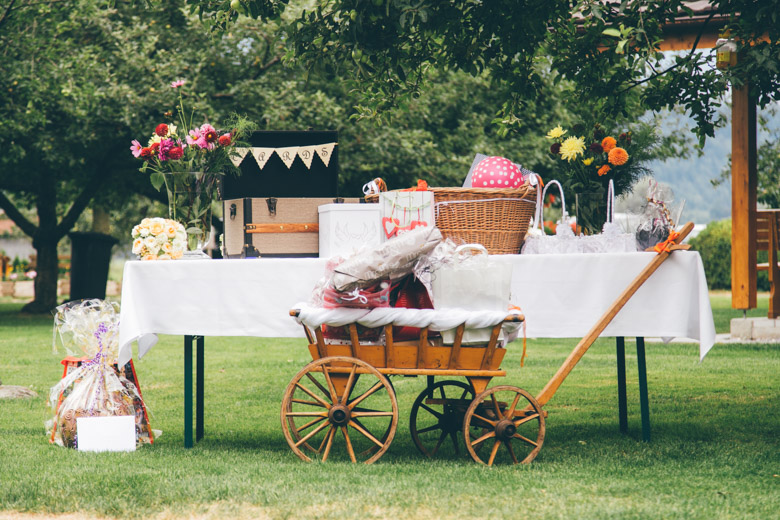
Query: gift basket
xmin=48 ymin=299 xmax=153 ymax=449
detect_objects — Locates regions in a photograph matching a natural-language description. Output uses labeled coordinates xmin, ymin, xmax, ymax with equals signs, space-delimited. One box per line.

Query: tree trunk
xmin=22 ymin=236 xmax=60 ymax=313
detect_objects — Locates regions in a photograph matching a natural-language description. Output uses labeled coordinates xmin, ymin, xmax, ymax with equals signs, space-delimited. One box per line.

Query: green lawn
xmin=0 ymin=296 xmax=778 ymax=519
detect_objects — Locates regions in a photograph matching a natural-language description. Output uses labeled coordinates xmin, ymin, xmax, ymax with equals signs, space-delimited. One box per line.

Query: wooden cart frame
xmin=281 ymin=223 xmax=693 ymax=466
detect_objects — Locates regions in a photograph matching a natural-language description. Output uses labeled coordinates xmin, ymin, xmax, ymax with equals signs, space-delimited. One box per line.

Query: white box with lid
xmin=318 ymin=203 xmax=382 ymax=258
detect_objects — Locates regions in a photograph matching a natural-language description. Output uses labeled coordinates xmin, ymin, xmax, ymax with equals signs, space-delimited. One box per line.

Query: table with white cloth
xmin=118 ymin=251 xmax=716 ymax=446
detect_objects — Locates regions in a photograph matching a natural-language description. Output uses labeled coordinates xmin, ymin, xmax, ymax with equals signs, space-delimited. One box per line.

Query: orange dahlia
xmin=597 ymin=164 xmax=611 ymax=176
xmin=601 ymin=136 xmax=617 ymax=153
xmin=608 ymin=147 xmax=629 ymax=166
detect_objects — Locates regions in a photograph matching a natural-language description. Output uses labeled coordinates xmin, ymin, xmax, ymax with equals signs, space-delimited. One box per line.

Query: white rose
xmin=143 ymin=236 xmax=158 ymax=252
xmin=132 ymin=238 xmax=144 ymax=255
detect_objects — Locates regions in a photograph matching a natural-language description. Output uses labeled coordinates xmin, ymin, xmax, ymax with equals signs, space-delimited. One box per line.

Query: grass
xmin=0 ymin=296 xmax=778 ymax=519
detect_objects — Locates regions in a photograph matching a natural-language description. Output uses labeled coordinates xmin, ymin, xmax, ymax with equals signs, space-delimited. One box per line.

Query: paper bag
xmin=431 ymin=244 xmax=512 ymax=344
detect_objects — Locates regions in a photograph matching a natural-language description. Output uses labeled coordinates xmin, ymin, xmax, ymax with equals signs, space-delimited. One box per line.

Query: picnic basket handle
xmin=532 ymin=179 xmax=567 ymax=236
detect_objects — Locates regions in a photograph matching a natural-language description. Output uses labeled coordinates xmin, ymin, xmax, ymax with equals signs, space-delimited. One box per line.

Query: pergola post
xmin=730 ymin=82 xmax=757 ymax=310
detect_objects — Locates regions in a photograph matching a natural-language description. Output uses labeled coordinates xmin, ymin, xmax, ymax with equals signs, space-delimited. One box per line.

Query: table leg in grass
xmin=636 ymin=337 xmax=651 ymax=442
xmin=196 ymin=335 xmax=205 ymax=442
xmin=616 ymin=337 xmax=628 ymax=434
xmin=185 ymin=335 xmax=193 ymax=448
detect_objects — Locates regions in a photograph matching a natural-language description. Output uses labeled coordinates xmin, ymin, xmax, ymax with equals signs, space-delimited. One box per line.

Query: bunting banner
xmin=230 ymin=147 xmax=251 ymax=167
xmin=234 ymin=143 xmax=337 ymax=170
xmin=315 ymin=142 xmax=336 ymax=167
xmin=251 ymin=147 xmax=276 ymax=170
xmin=275 ymin=146 xmax=299 ymax=169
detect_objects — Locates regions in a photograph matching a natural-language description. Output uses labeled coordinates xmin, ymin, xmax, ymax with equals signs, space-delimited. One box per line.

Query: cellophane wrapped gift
xmin=635 ymin=181 xmax=681 ymax=251
xmin=47 ymin=299 xmax=153 ymax=448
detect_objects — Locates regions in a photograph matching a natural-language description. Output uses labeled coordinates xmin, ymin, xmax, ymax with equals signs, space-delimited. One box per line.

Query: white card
xmin=77 ymin=416 xmax=136 ymax=452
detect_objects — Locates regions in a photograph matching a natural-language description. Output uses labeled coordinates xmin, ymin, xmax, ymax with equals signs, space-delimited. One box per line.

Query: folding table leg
xmin=636 ymin=337 xmax=651 ymax=442
xmin=616 ymin=337 xmax=628 ymax=434
xmin=196 ymin=336 xmax=205 ymax=442
xmin=184 ymin=335 xmax=193 ymax=448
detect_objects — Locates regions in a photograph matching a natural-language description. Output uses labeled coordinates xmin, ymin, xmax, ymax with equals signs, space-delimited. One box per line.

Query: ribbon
xmin=338 ymin=288 xmax=369 ymax=305
xmin=401 ymin=179 xmax=429 ymax=192
xmin=653 ymin=230 xmax=681 ymax=254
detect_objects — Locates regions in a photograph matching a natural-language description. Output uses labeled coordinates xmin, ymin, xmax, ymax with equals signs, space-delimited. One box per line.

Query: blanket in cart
xmin=293 ymin=304 xmax=523 ymax=347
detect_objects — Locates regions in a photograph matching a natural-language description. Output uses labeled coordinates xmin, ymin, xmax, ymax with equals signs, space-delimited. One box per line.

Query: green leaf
xmin=602 ymin=28 xmax=621 ymax=38
xmin=150 ymin=172 xmax=165 ymax=192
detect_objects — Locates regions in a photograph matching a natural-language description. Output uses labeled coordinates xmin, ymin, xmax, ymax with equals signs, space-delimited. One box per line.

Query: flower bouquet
xmin=545 ymin=122 xmax=656 ymax=234
xmin=131 ymin=80 xmax=256 ymax=256
xmin=131 ymin=218 xmax=187 ymax=260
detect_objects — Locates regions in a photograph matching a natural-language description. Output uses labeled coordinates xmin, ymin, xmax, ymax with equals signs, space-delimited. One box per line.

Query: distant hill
xmin=642 ymin=107 xmax=778 ymax=225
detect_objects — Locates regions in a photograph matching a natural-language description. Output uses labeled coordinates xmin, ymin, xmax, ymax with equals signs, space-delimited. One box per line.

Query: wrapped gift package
xmin=222 ymin=197 xmax=361 ymax=258
xmin=318 ymin=203 xmax=381 ymax=258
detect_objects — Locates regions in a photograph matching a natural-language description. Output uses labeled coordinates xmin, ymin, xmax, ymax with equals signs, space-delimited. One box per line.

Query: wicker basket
xmin=367 ymin=185 xmax=537 ymax=254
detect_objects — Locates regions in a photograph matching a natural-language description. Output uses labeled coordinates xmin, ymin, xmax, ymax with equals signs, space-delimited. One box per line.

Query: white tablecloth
xmin=117 ymin=252 xmax=716 ymax=366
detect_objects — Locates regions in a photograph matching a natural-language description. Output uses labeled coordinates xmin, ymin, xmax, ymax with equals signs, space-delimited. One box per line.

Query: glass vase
xmin=163 ymin=172 xmax=218 ymax=258
xmin=575 ymin=190 xmax=608 ymax=236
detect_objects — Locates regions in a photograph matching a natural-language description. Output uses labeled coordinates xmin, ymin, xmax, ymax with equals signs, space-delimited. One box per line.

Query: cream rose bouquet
xmin=131 ymin=218 xmax=187 ymax=260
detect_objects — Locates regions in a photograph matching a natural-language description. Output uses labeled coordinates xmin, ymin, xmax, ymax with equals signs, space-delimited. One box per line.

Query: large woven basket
xmin=367 ymin=185 xmax=537 ymax=254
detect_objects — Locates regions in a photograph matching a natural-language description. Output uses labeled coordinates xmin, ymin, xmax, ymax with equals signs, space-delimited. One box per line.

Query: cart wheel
xmin=285 ymin=376 xmax=396 ymax=457
xmin=409 ymin=380 xmax=475 ymax=458
xmin=462 ymin=385 xmax=545 ymax=466
xmin=281 ymin=356 xmax=398 ymax=464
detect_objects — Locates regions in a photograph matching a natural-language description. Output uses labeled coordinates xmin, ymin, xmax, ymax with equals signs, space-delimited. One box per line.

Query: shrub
xmin=688 ymin=218 xmax=770 ymax=291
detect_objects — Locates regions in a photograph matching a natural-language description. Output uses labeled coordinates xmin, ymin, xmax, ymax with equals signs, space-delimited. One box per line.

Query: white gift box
xmin=318 ymin=203 xmax=382 ymax=258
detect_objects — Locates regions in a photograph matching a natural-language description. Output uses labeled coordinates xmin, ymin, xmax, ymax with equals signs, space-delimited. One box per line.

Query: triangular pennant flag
xmin=315 ymin=142 xmax=336 ymax=167
xmin=297 ymin=145 xmax=318 ymax=169
xmin=276 ymin=146 xmax=299 ymax=169
xmin=251 ymin=147 xmax=275 ymax=170
xmin=230 ymin=147 xmax=251 ymax=167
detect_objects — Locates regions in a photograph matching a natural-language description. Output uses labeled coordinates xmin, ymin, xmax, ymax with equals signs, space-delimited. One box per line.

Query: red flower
xmin=150 ymin=142 xmax=160 ymax=151
xmin=155 ymin=123 xmax=169 ymax=137
xmin=140 ymin=147 xmax=154 ymax=159
xmin=218 ymin=133 xmax=232 ymax=146
xmin=204 ymin=129 xmax=218 ymax=143
xmin=168 ymin=146 xmax=184 ymax=160
xmin=589 ymin=143 xmax=604 ymax=154
xmin=550 ymin=142 xmax=561 ymax=155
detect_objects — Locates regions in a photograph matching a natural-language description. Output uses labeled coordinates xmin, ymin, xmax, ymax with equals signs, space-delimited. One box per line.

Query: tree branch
xmin=0 ymin=0 xmax=17 ymax=31
xmin=615 ymin=10 xmax=716 ymax=95
xmin=55 ymin=169 xmax=108 ymax=239
xmin=0 ymin=189 xmax=38 ymax=237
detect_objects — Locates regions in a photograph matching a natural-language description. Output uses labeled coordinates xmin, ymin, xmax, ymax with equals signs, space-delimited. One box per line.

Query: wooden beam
xmin=731 ymin=82 xmax=758 ymax=310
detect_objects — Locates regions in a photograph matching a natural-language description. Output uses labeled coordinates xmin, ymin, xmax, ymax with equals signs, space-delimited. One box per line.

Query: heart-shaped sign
xmin=382 ymin=217 xmax=400 ymax=238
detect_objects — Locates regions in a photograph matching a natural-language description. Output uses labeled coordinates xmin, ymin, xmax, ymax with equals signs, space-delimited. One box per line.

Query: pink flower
xmin=130 ymin=140 xmax=143 ymax=158
xmin=187 ymin=127 xmax=213 ymax=150
xmin=25 ymin=270 xmax=36 ymax=279
xmin=9 ymin=273 xmax=17 ymax=280
xmin=158 ymin=138 xmax=176 ymax=161
xmin=170 ymin=79 xmax=186 ymax=88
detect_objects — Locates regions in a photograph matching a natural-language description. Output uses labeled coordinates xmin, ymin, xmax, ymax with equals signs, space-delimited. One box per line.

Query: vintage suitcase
xmin=222 ymin=197 xmax=361 ymax=258
xmin=220 ymin=130 xmax=339 ymax=200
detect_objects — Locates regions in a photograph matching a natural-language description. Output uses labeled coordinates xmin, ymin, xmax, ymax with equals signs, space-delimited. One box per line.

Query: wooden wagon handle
xmin=534 ymin=222 xmax=695 ymax=408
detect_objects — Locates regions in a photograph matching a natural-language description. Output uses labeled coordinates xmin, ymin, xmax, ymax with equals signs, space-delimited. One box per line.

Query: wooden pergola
xmin=657 ymin=1 xmax=759 ymax=310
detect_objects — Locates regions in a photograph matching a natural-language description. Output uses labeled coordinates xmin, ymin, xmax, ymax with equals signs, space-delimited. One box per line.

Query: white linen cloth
xmin=117 ymin=251 xmax=716 ymax=366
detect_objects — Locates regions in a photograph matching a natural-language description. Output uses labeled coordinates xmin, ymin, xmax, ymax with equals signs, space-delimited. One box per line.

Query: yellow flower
xmin=546 ymin=126 xmax=567 ymax=139
xmin=583 ymin=157 xmax=594 ymax=166
xmin=559 ymin=136 xmax=585 ymax=162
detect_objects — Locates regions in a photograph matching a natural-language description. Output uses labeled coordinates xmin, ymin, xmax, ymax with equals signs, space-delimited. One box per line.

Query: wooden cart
xmin=282 ymin=223 xmax=693 ymax=466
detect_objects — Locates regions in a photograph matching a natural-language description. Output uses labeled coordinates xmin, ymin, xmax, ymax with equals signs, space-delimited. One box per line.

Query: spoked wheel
xmin=409 ymin=380 xmax=475 ymax=458
xmin=281 ymin=356 xmax=398 ymax=464
xmin=462 ymin=385 xmax=545 ymax=466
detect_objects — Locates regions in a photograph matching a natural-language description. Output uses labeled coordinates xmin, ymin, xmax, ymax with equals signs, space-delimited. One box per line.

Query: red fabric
xmin=392 ymin=276 xmax=434 ymax=341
